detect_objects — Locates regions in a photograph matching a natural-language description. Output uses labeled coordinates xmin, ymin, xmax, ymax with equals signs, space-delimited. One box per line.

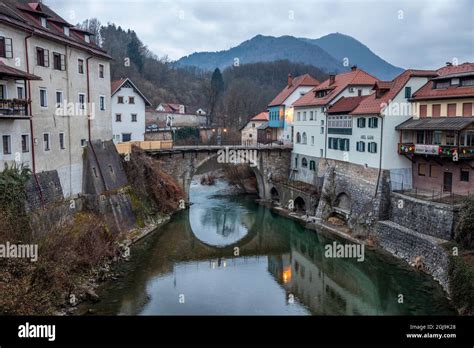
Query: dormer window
xmin=64 ymin=26 xmax=70 ymax=36
xmin=451 ymin=78 xmax=460 ymax=86
xmin=40 ymin=17 xmax=47 ymax=28
xmin=84 ymin=34 xmax=90 ymax=43
xmin=434 ymin=80 xmax=450 ymax=89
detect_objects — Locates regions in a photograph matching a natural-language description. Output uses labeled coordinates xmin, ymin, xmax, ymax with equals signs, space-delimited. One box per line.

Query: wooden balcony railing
xmin=398 ymin=143 xmax=474 ymax=159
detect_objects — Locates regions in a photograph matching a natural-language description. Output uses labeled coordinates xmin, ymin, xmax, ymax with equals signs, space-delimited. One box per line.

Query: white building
xmin=291 ymin=67 xmax=378 ymax=184
xmin=0 ymin=0 xmax=112 ymax=197
xmin=111 ymin=78 xmax=151 ymax=143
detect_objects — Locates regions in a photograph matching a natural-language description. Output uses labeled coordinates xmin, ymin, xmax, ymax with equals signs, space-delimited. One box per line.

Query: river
xmin=86 ymin=180 xmax=455 ymax=315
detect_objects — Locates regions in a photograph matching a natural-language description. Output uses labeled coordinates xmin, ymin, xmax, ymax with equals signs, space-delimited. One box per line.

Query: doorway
xmin=443 ymin=172 xmax=452 ymax=192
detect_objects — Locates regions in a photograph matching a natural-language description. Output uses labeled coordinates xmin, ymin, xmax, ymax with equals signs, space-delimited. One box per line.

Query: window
xmin=358 ymin=89 xmax=362 ymax=96
xmin=36 ymin=47 xmax=49 ymax=67
xmin=100 ymin=96 xmax=105 ymax=111
xmin=447 ymin=104 xmax=457 ymax=117
xmin=43 ymin=133 xmax=50 ymax=151
xmin=368 ymin=142 xmax=377 ymax=153
xmin=296 ymin=112 xmax=300 ymax=121
xmin=430 ymin=165 xmax=438 ymax=178
xmin=320 ymin=127 xmax=324 ymax=134
xmin=129 ymin=96 xmax=135 ymax=104
xmin=309 ymin=160 xmax=316 ymax=171
xmin=0 ymin=85 xmax=5 ymax=99
xmin=461 ymin=78 xmax=474 ymax=87
xmin=416 ymin=131 xmax=425 ymax=144
xmin=122 ymin=133 xmax=132 ymax=142
xmin=2 ymin=135 xmax=11 ymax=155
xmin=81 ymin=139 xmax=87 ymax=147
xmin=328 ymin=137 xmax=333 ymax=149
xmin=64 ymin=26 xmax=70 ymax=36
xmin=404 ymin=86 xmax=412 ymax=99
xmin=59 ymin=133 xmax=65 ymax=150
xmin=320 ymin=149 xmax=324 ymax=157
xmin=340 ymin=139 xmax=349 ymax=151
xmin=357 ymin=118 xmax=366 ymax=128
xmin=21 ymin=134 xmax=29 ymax=153
xmin=84 ymin=34 xmax=90 ymax=43
xmin=294 ymin=157 xmax=298 ymax=168
xmin=460 ymin=131 xmax=474 ymax=146
xmin=99 ymin=64 xmax=104 ymax=78
xmin=56 ymin=91 xmax=63 ymax=108
xmin=118 ymin=96 xmax=124 ymax=104
xmin=460 ymin=169 xmax=470 ymax=182
xmin=0 ymin=37 xmax=13 ymax=58
xmin=302 ymin=158 xmax=308 ymax=168
xmin=419 ymin=104 xmax=427 ymax=117
xmin=252 ymin=123 xmax=255 ymax=128
xmin=311 ymin=136 xmax=314 ymax=145
xmin=310 ymin=111 xmax=314 ymax=120
xmin=39 ymin=88 xmax=47 ymax=107
xmin=17 ymin=86 xmax=24 ymax=99
xmin=433 ymin=131 xmax=442 ymax=145
xmin=115 ymin=114 xmax=122 ymax=122
xmin=418 ymin=163 xmax=426 ymax=176
xmin=446 ymin=132 xmax=456 ymax=146
xmin=302 ymin=132 xmax=307 ymax=144
xmin=435 ymin=81 xmax=450 ymax=89
xmin=131 ymin=114 xmax=137 ymax=122
xmin=296 ymin=132 xmax=301 ymax=144
xmin=432 ymin=104 xmax=441 ymax=117
xmin=53 ymin=52 xmax=65 ymax=70
xmin=78 ymin=93 xmax=85 ymax=109
xmin=368 ymin=117 xmax=378 ymax=128
xmin=356 ymin=141 xmax=365 ymax=152
xmin=40 ymin=17 xmax=47 ymax=28
xmin=463 ymin=103 xmax=473 ymax=117
xmin=78 ymin=59 xmax=84 ymax=74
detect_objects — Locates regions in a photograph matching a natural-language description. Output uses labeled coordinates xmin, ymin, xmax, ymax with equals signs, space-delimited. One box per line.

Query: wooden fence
xmin=116 ymin=140 xmax=173 ymax=154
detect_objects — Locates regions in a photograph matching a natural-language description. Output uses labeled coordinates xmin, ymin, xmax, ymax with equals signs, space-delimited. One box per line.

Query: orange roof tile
xmin=268 ymin=74 xmax=320 ymax=107
xmin=327 ymin=96 xmax=369 ymax=114
xmin=250 ymin=111 xmax=269 ymax=121
xmin=293 ymin=69 xmax=378 ymax=107
xmin=350 ymin=69 xmax=438 ymax=115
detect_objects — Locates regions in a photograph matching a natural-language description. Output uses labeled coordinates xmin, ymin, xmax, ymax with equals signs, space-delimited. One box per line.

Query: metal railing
xmin=0 ymin=99 xmax=28 ymax=116
xmin=394 ymin=184 xmax=471 ymax=205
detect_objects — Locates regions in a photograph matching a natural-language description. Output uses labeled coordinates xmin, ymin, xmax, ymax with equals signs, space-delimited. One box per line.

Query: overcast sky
xmin=47 ymin=0 xmax=473 ymax=69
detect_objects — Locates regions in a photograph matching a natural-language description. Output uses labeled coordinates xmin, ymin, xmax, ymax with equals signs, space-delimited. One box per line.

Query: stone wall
xmin=375 ymin=220 xmax=450 ymax=292
xmin=25 ymin=170 xmax=64 ymax=213
xmin=389 ymin=193 xmax=458 ymax=240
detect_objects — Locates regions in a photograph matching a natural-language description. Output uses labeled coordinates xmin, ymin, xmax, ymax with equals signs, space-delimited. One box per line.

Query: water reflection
xmin=87 ymin=181 xmax=454 ymax=315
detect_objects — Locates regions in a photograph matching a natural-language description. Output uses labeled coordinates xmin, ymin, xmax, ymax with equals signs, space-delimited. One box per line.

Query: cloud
xmin=46 ymin=0 xmax=473 ymax=69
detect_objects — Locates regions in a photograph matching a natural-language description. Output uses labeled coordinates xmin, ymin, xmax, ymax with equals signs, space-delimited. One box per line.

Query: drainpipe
xmin=374 ymin=115 xmax=384 ymax=197
xmin=25 ymin=32 xmax=44 ymax=204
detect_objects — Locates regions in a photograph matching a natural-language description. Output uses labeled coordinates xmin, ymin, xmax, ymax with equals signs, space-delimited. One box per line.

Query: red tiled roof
xmin=410 ymin=62 xmax=474 ymax=101
xmin=250 ymin=111 xmax=269 ymax=121
xmin=157 ymin=103 xmax=184 ymax=113
xmin=350 ymin=69 xmax=438 ymax=115
xmin=327 ymin=96 xmax=369 ymax=114
xmin=268 ymin=74 xmax=320 ymax=107
xmin=111 ymin=78 xmax=125 ymax=95
xmin=111 ymin=78 xmax=152 ymax=106
xmin=293 ymin=69 xmax=379 ymax=107
xmin=0 ymin=0 xmax=110 ymax=60
xmin=374 ymin=81 xmax=393 ymax=90
xmin=0 ymin=60 xmax=41 ymax=80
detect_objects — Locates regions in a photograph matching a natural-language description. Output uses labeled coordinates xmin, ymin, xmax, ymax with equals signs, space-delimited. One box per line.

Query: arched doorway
xmin=335 ymin=193 xmax=351 ymax=211
xmin=270 ymin=187 xmax=280 ymax=202
xmin=294 ymin=196 xmax=306 ymax=213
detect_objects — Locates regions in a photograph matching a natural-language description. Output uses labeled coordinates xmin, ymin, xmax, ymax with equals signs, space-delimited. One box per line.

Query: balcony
xmin=0 ymin=99 xmax=29 ymax=119
xmin=399 ymin=143 xmax=474 ymax=159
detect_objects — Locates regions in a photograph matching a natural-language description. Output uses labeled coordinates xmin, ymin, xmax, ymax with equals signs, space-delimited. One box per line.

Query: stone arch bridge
xmin=146 ymin=145 xmax=292 ymax=201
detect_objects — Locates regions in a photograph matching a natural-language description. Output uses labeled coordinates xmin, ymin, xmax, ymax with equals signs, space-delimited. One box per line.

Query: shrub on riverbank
xmin=448 ymin=249 xmax=474 ymax=315
xmin=0 ymin=213 xmax=121 ymax=315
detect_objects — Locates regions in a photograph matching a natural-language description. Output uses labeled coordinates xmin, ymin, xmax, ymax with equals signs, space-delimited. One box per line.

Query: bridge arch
xmin=270 ymin=187 xmax=280 ymax=202
xmin=294 ymin=196 xmax=306 ymax=213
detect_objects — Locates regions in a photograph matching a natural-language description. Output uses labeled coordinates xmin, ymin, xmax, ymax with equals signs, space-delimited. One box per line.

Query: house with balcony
xmin=0 ymin=0 xmax=112 ymax=197
xmin=111 ymin=78 xmax=151 ymax=143
xmin=291 ymin=67 xmax=378 ymax=184
xmin=267 ymin=73 xmax=320 ymax=145
xmin=396 ymin=62 xmax=474 ymax=194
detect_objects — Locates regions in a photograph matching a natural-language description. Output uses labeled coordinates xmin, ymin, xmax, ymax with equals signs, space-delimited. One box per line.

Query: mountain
xmin=176 ymin=35 xmax=346 ymax=74
xmin=300 ymin=33 xmax=404 ymax=80
xmin=176 ymin=33 xmax=404 ymax=81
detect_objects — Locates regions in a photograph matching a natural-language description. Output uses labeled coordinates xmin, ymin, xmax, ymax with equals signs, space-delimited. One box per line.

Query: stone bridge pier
xmin=146 ymin=146 xmax=292 ymax=201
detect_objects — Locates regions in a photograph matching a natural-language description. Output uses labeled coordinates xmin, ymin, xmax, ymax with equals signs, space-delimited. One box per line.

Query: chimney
xmin=329 ymin=74 xmax=336 ymax=85
xmin=288 ymin=74 xmax=293 ymax=87
xmin=351 ymin=65 xmax=357 ymax=71
xmin=446 ymin=62 xmax=453 ymax=67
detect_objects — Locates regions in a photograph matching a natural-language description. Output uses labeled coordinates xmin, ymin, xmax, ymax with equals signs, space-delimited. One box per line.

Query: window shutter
xmin=60 ymin=54 xmax=66 ymax=70
xmin=0 ymin=38 xmax=5 ymax=57
xmin=44 ymin=49 xmax=50 ymax=67
xmin=5 ymin=38 xmax=12 ymax=58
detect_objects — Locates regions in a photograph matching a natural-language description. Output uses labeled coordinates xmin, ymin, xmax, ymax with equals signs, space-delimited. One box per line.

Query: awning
xmin=0 ymin=62 xmax=41 ymax=80
xmin=395 ymin=117 xmax=474 ymax=131
xmin=257 ymin=122 xmax=269 ymax=130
